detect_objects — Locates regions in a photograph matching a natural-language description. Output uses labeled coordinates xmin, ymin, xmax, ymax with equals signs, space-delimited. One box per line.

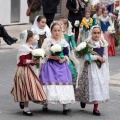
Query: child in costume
xmin=59 ymin=19 xmax=78 ymax=86
xmin=31 ymin=15 xmax=51 ymax=48
xmin=11 ymin=30 xmax=46 ymax=116
xmin=40 ymin=21 xmax=75 ymax=115
xmin=80 ymin=10 xmax=93 ymax=42
xmin=99 ymin=9 xmax=116 ymax=56
xmin=75 ymin=26 xmax=109 ymax=116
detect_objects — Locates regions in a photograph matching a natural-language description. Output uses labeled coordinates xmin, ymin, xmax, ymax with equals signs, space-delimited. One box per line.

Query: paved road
xmin=0 ymin=49 xmax=120 ymax=120
xmin=0 ymin=24 xmax=120 ymax=120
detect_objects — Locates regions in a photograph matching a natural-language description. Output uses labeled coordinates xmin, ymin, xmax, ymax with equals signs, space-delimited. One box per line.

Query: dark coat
xmin=27 ymin=0 xmax=42 ymax=12
xmin=42 ymin=0 xmax=60 ymax=13
xmin=66 ymin=0 xmax=84 ymax=23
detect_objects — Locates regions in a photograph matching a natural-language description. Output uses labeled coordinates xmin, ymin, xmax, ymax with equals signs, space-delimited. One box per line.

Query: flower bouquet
xmin=74 ymin=20 xmax=80 ymax=27
xmin=50 ymin=44 xmax=64 ymax=59
xmin=32 ymin=48 xmax=45 ymax=68
xmin=107 ymin=26 xmax=115 ymax=34
xmin=76 ymin=42 xmax=102 ymax=68
xmin=84 ymin=0 xmax=89 ymax=7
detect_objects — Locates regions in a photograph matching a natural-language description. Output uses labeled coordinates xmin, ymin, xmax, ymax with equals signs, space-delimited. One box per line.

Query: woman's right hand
xmin=74 ymin=10 xmax=78 ymax=14
xmin=97 ymin=56 xmax=105 ymax=63
xmin=31 ymin=59 xmax=40 ymax=64
xmin=49 ymin=56 xmax=61 ymax=60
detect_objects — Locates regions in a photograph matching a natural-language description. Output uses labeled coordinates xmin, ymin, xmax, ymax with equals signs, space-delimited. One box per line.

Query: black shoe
xmin=19 ymin=102 xmax=24 ymax=109
xmin=80 ymin=102 xmax=86 ymax=108
xmin=63 ymin=109 xmax=71 ymax=115
xmin=42 ymin=107 xmax=48 ymax=112
xmin=93 ymin=110 xmax=101 ymax=116
xmin=23 ymin=111 xmax=33 ymax=116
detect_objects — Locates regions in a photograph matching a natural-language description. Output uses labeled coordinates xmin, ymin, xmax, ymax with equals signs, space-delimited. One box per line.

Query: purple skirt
xmin=40 ymin=60 xmax=72 ymax=85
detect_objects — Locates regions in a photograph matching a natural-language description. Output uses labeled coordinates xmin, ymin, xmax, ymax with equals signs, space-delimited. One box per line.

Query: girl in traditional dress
xmin=80 ymin=10 xmax=93 ymax=42
xmin=75 ymin=26 xmax=109 ymax=116
xmin=31 ymin=15 xmax=51 ymax=48
xmin=99 ymin=9 xmax=116 ymax=56
xmin=59 ymin=19 xmax=78 ymax=86
xmin=92 ymin=7 xmax=103 ymax=25
xmin=40 ymin=21 xmax=75 ymax=115
xmin=11 ymin=30 xmax=46 ymax=116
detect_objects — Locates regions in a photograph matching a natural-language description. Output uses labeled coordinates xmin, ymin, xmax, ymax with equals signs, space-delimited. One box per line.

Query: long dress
xmin=40 ymin=38 xmax=75 ymax=104
xmin=100 ymin=16 xmax=116 ymax=56
xmin=64 ymin=34 xmax=78 ymax=84
xmin=11 ymin=44 xmax=47 ymax=102
xmin=75 ymin=40 xmax=109 ymax=104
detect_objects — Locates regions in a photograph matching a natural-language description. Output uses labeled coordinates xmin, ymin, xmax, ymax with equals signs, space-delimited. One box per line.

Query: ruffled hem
xmin=43 ymin=85 xmax=75 ymax=104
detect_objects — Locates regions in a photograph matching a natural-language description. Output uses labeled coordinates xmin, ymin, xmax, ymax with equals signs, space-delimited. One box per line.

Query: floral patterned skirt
xmin=75 ymin=62 xmax=89 ymax=103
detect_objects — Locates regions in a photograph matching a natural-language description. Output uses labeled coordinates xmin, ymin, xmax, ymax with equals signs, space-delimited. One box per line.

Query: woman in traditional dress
xmin=75 ymin=26 xmax=109 ymax=116
xmin=11 ymin=30 xmax=46 ymax=116
xmin=40 ymin=21 xmax=75 ymax=115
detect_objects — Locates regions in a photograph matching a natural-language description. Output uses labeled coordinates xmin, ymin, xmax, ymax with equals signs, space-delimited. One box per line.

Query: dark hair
xmin=37 ymin=16 xmax=46 ymax=22
xmin=93 ymin=27 xmax=101 ymax=32
xmin=51 ymin=22 xmax=62 ymax=31
xmin=96 ymin=6 xmax=102 ymax=12
xmin=85 ymin=10 xmax=91 ymax=15
xmin=26 ymin=30 xmax=33 ymax=41
xmin=102 ymin=9 xmax=108 ymax=14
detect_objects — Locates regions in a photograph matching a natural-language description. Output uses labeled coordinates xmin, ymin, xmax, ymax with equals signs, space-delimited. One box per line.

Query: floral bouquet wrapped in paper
xmin=76 ymin=42 xmax=102 ymax=68
xmin=107 ymin=26 xmax=115 ymax=34
xmin=32 ymin=48 xmax=45 ymax=68
xmin=50 ymin=44 xmax=64 ymax=59
xmin=74 ymin=20 xmax=80 ymax=27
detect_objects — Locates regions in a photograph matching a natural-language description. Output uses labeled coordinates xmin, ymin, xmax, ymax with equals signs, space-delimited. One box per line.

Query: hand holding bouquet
xmin=50 ymin=44 xmax=64 ymax=60
xmin=76 ymin=42 xmax=103 ymax=68
xmin=32 ymin=48 xmax=45 ymax=68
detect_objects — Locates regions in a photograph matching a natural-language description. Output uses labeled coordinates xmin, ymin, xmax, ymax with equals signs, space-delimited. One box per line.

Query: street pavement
xmin=0 ymin=24 xmax=120 ymax=120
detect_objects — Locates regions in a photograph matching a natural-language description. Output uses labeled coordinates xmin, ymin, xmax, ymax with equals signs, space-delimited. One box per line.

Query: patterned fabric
xmin=11 ymin=66 xmax=47 ymax=102
xmin=75 ymin=62 xmax=89 ymax=103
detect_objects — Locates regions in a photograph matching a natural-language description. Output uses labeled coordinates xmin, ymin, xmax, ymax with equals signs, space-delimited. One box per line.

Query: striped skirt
xmin=11 ymin=66 xmax=47 ymax=102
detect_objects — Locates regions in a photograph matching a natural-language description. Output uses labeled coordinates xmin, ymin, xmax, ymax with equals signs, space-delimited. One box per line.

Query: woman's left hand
xmin=58 ymin=58 xmax=66 ymax=63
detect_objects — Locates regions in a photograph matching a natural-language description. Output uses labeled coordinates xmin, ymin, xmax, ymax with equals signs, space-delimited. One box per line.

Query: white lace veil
xmin=20 ymin=30 xmax=28 ymax=44
xmin=85 ymin=25 xmax=107 ymax=46
xmin=31 ymin=15 xmax=51 ymax=37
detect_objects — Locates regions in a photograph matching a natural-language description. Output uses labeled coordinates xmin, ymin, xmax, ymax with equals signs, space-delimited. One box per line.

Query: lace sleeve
xmin=41 ymin=38 xmax=51 ymax=64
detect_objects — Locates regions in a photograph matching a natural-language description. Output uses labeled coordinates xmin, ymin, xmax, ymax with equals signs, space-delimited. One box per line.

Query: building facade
xmin=0 ymin=0 xmax=68 ymax=25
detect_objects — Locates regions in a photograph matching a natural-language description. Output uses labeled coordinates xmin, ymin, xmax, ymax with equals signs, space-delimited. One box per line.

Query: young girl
xmin=11 ymin=30 xmax=46 ymax=116
xmin=31 ymin=15 xmax=51 ymax=48
xmin=99 ymin=9 xmax=116 ymax=56
xmin=59 ymin=19 xmax=78 ymax=87
xmin=92 ymin=7 xmax=103 ymax=25
xmin=75 ymin=26 xmax=109 ymax=116
xmin=40 ymin=21 xmax=75 ymax=115
xmin=80 ymin=10 xmax=93 ymax=42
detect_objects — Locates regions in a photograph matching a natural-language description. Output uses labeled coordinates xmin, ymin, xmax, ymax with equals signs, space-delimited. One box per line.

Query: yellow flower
xmin=81 ymin=17 xmax=93 ymax=29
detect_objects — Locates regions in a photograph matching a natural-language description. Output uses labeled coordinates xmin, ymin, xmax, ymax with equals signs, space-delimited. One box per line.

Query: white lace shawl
xmin=17 ymin=43 xmax=34 ymax=64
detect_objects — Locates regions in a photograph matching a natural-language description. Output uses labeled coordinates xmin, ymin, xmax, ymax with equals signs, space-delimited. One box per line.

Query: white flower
xmin=34 ymin=35 xmax=39 ymax=40
xmin=50 ymin=44 xmax=62 ymax=53
xmin=32 ymin=48 xmax=45 ymax=58
xmin=76 ymin=42 xmax=87 ymax=51
xmin=84 ymin=0 xmax=88 ymax=2
xmin=116 ymin=6 xmax=120 ymax=11
xmin=74 ymin=20 xmax=80 ymax=27
xmin=107 ymin=26 xmax=115 ymax=34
